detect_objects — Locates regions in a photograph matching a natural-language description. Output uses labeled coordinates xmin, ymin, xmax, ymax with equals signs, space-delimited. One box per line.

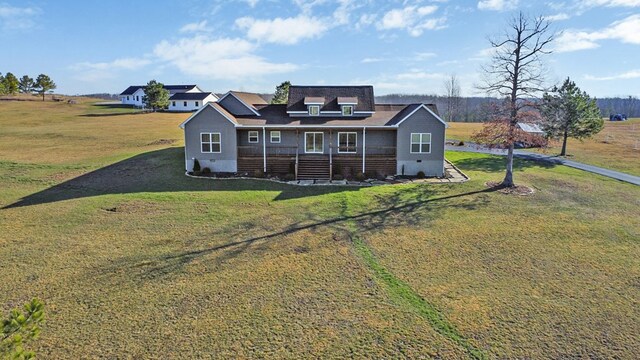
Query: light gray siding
xmin=396 ymin=107 xmax=446 ymax=176
xmin=183 ymin=106 xmax=238 ymax=172
xmin=218 ymin=95 xmax=257 ymax=116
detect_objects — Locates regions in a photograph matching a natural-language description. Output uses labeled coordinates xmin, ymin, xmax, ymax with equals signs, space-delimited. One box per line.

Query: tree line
xmin=0 ymin=72 xmax=56 ymax=101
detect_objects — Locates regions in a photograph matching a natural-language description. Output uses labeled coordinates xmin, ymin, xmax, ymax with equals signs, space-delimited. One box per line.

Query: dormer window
xmin=308 ymin=105 xmax=320 ymax=116
xmin=342 ymin=105 xmax=353 ymax=116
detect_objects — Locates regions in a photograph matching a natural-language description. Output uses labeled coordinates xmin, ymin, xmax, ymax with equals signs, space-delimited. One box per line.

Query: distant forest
xmin=376 ymin=94 xmax=640 ymax=122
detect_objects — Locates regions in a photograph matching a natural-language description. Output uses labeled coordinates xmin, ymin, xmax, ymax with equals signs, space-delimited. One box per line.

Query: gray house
xmin=179 ymin=86 xmax=448 ymax=179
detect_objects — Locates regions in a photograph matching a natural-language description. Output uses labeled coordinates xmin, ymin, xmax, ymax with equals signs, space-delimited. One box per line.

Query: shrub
xmin=283 ymin=173 xmax=295 ymax=181
xmin=333 ymin=174 xmax=344 ymax=181
xmin=355 ymin=172 xmax=366 ymax=181
xmin=416 ymin=171 xmax=426 ymax=179
xmin=458 ymin=141 xmax=465 ymax=146
xmin=365 ymin=170 xmax=377 ymax=179
xmin=288 ymin=162 xmax=296 ymax=175
xmin=201 ymin=167 xmax=211 ymax=175
xmin=252 ymin=169 xmax=264 ymax=178
xmin=192 ymin=159 xmax=201 ymax=173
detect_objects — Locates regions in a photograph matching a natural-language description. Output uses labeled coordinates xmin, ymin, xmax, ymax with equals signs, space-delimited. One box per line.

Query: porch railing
xmin=330 ymin=145 xmax=396 ymax=156
xmin=238 ymin=145 xmax=298 ymax=157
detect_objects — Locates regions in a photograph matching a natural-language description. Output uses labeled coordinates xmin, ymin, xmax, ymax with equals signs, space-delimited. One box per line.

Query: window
xmin=172 ymin=101 xmax=176 ymax=107
xmin=305 ymin=132 xmax=324 ymax=153
xmin=126 ymin=96 xmax=129 ymax=101
xmin=338 ymin=132 xmax=357 ymax=153
xmin=308 ymin=105 xmax=320 ymax=116
xmin=270 ymin=131 xmax=281 ymax=143
xmin=136 ymin=96 xmax=139 ymax=101
xmin=341 ymin=105 xmax=353 ymax=116
xmin=184 ymin=101 xmax=187 ymax=107
xmin=410 ymin=133 xmax=431 ymax=153
xmin=195 ymin=101 xmax=199 ymax=107
xmin=248 ymin=131 xmax=259 ymax=143
xmin=201 ymin=133 xmax=221 ymax=153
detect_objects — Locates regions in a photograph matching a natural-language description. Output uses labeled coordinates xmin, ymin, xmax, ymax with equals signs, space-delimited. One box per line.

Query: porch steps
xmin=297 ymin=155 xmax=330 ymax=180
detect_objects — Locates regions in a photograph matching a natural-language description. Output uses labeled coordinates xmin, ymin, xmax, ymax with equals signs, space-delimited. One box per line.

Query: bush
xmin=288 ymin=162 xmax=296 ymax=175
xmin=355 ymin=172 xmax=366 ymax=181
xmin=192 ymin=158 xmax=201 ymax=173
xmin=283 ymin=173 xmax=295 ymax=181
xmin=365 ymin=170 xmax=377 ymax=180
xmin=416 ymin=171 xmax=426 ymax=179
xmin=201 ymin=167 xmax=211 ymax=175
xmin=252 ymin=169 xmax=264 ymax=178
xmin=333 ymin=174 xmax=344 ymax=180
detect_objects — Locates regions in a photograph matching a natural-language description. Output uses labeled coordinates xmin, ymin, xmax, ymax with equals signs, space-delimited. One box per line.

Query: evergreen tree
xmin=1 ymin=298 xmax=45 ymax=359
xmin=0 ymin=73 xmax=5 ymax=95
xmin=271 ymin=80 xmax=291 ymax=104
xmin=18 ymin=75 xmax=35 ymax=94
xmin=541 ymin=78 xmax=604 ymax=156
xmin=142 ymin=80 xmax=169 ymax=111
xmin=3 ymin=72 xmax=19 ymax=95
xmin=34 ymin=74 xmax=56 ymax=101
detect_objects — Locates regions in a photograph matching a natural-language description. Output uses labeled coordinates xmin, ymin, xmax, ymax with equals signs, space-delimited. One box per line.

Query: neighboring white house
xmin=168 ymin=92 xmax=218 ymax=112
xmin=119 ymin=85 xmax=204 ymax=107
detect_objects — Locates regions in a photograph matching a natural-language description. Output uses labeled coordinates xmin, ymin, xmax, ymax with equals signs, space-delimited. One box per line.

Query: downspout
xmin=362 ymin=127 xmax=366 ymax=174
xmin=262 ymin=127 xmax=267 ymax=174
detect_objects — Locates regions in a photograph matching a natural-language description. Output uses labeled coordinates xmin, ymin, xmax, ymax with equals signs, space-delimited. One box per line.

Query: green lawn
xmin=1 ymin=100 xmax=639 ymax=358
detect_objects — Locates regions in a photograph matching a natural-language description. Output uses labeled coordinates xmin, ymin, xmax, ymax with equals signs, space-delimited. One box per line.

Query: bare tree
xmin=443 ymin=74 xmax=462 ymax=122
xmin=476 ymin=12 xmax=555 ymax=187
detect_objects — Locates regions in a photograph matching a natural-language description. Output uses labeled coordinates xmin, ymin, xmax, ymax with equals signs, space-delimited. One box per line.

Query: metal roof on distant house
xmin=169 ymin=92 xmax=216 ymax=100
xmin=287 ymin=86 xmax=375 ymax=112
xmin=119 ymin=84 xmax=199 ymax=96
xmin=517 ymin=123 xmax=544 ymax=134
xmin=120 ymin=86 xmax=144 ymax=95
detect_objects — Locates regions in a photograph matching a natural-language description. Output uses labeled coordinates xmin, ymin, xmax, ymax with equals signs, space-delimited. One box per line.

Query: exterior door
xmin=305 ymin=132 xmax=324 ymax=153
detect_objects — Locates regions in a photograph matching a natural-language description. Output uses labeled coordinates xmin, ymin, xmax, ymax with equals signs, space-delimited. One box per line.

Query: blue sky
xmin=2 ymin=0 xmax=639 ymax=97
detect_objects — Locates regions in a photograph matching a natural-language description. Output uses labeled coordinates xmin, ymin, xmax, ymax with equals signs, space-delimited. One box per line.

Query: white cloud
xmin=377 ymin=5 xmax=446 ymax=36
xmin=585 ymin=69 xmax=640 ymax=80
xmin=361 ymin=57 xmax=384 ymax=63
xmin=179 ymin=20 xmax=212 ymax=33
xmin=235 ymin=15 xmax=329 ymax=45
xmin=581 ymin=0 xmax=640 ymax=7
xmin=556 ymin=15 xmax=640 ymax=52
xmin=0 ymin=3 xmax=41 ymax=31
xmin=547 ymin=13 xmax=570 ymax=21
xmin=153 ymin=35 xmax=298 ymax=79
xmin=477 ymin=0 xmax=519 ymax=11
xmin=70 ymin=57 xmax=152 ymax=82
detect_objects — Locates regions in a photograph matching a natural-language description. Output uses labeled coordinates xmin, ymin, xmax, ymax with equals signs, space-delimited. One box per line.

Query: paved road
xmin=446 ymin=144 xmax=640 ymax=186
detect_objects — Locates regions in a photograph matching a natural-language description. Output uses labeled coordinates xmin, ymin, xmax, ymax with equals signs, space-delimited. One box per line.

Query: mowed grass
xmin=447 ymin=119 xmax=640 ymax=176
xmin=0 ymin=100 xmax=639 ymax=358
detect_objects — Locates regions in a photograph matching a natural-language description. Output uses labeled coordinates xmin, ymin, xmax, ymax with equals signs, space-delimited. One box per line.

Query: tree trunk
xmin=501 ymin=143 xmax=515 ymax=187
xmin=560 ymin=129 xmax=568 ymax=156
xmin=42 ymin=91 xmax=45 ymax=101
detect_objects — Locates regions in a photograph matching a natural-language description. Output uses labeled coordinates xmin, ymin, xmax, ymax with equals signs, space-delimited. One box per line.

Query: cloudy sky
xmin=2 ymin=0 xmax=639 ymax=97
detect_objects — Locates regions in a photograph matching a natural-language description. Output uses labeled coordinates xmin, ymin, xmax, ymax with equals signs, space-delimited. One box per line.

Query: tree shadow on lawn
xmin=1 ymin=147 xmax=362 ymax=209
xmin=98 ymin=185 xmax=495 ymax=283
xmin=452 ymin=154 xmax=557 ymax=173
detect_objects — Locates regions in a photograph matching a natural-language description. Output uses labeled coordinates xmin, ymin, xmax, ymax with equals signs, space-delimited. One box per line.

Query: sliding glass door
xmin=305 ymin=132 xmax=324 ymax=153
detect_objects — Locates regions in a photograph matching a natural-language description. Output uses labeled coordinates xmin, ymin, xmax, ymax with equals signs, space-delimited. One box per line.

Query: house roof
xmin=517 ymin=123 xmax=544 ymax=133
xmin=287 ymin=86 xmax=375 ymax=112
xmin=120 ymin=84 xmax=199 ymax=96
xmin=169 ymin=92 xmax=216 ymax=101
xmin=229 ymin=91 xmax=268 ymax=106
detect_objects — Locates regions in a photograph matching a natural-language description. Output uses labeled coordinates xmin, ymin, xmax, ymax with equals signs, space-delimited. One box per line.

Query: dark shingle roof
xmin=120 ymin=86 xmax=143 ymax=95
xmin=120 ymin=84 xmax=198 ymax=96
xmin=287 ymin=86 xmax=375 ymax=112
xmin=169 ymin=92 xmax=214 ymax=100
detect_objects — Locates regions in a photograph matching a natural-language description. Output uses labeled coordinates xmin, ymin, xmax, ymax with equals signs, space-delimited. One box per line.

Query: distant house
xmin=517 ymin=122 xmax=544 ymax=135
xmin=180 ymin=85 xmax=448 ymax=179
xmin=168 ymin=92 xmax=218 ymax=112
xmin=119 ymin=84 xmax=205 ymax=108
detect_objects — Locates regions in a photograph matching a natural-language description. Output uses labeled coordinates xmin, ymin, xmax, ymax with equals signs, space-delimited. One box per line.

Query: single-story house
xmin=179 ymin=85 xmax=448 ymax=179
xmin=119 ymin=84 xmax=204 ymax=107
xmin=517 ymin=122 xmax=544 ymax=135
xmin=168 ymin=92 xmax=218 ymax=112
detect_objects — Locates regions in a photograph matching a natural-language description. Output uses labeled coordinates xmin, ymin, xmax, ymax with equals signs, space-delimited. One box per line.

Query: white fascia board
xmin=178 ymin=103 xmax=238 ymax=129
xmin=218 ymin=91 xmax=260 ymax=116
xmin=394 ymin=104 xmax=448 ymax=128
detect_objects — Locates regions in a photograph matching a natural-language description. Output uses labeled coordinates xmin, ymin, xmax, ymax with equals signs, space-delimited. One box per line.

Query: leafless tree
xmin=443 ymin=74 xmax=462 ymax=122
xmin=476 ymin=12 xmax=555 ymax=187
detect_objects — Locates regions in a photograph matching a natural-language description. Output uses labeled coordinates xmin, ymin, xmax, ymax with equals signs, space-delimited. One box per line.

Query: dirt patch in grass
xmin=485 ymin=181 xmax=535 ymax=196
xmin=146 ymin=139 xmax=176 ymax=146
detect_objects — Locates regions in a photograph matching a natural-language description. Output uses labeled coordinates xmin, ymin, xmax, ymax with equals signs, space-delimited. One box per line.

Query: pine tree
xmin=142 ymin=80 xmax=170 ymax=111
xmin=18 ymin=75 xmax=35 ymax=94
xmin=3 ymin=72 xmax=19 ymax=95
xmin=34 ymin=74 xmax=56 ymax=101
xmin=271 ymin=81 xmax=291 ymax=104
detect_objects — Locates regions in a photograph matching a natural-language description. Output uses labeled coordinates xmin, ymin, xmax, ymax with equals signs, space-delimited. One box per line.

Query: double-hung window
xmin=338 ymin=132 xmax=357 ymax=153
xmin=195 ymin=101 xmax=199 ymax=107
xmin=248 ymin=131 xmax=259 ymax=143
xmin=308 ymin=105 xmax=320 ymax=116
xmin=341 ymin=105 xmax=353 ymax=116
xmin=410 ymin=133 xmax=431 ymax=153
xmin=172 ymin=101 xmax=176 ymax=107
xmin=270 ymin=131 xmax=281 ymax=143
xmin=201 ymin=133 xmax=221 ymax=153
xmin=184 ymin=101 xmax=187 ymax=107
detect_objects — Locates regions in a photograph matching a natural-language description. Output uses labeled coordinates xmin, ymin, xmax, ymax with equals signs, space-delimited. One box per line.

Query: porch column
xmin=329 ymin=129 xmax=333 ymax=180
xmin=262 ymin=127 xmax=267 ymax=173
xmin=295 ymin=129 xmax=299 ymax=180
xmin=362 ymin=127 xmax=366 ymax=174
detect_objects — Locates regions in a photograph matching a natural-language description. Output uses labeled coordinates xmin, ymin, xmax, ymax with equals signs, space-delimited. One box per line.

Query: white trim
xmin=270 ymin=130 xmax=281 ymax=143
xmin=410 ymin=132 xmax=432 ymax=154
xmin=237 ymin=125 xmax=393 ymax=129
xmin=179 ymin=103 xmax=237 ymax=129
xmin=262 ymin=127 xmax=267 ymax=173
xmin=337 ymin=132 xmax=357 ymax=153
xmin=308 ymin=105 xmax=320 ymax=116
xmin=218 ymin=91 xmax=261 ymax=116
xmin=200 ymin=132 xmax=222 ymax=153
xmin=248 ymin=130 xmax=259 ymax=143
xmin=341 ymin=105 xmax=354 ymax=116
xmin=304 ymin=132 xmax=324 ymax=154
xmin=362 ymin=127 xmax=366 ymax=173
xmin=394 ymin=104 xmax=448 ymax=128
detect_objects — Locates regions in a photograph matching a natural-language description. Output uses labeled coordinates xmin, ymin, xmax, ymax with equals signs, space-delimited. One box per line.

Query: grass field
xmin=447 ymin=119 xmax=640 ymax=176
xmin=1 ymin=100 xmax=639 ymax=358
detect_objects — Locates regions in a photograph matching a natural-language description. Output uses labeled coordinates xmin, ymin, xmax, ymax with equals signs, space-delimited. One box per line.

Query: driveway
xmin=446 ymin=144 xmax=640 ymax=186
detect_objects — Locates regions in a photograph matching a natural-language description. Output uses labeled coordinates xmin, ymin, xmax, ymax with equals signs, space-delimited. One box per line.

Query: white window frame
xmin=341 ymin=105 xmax=354 ymax=116
xmin=195 ymin=101 xmax=199 ymax=107
xmin=410 ymin=133 xmax=431 ymax=154
xmin=337 ymin=132 xmax=357 ymax=153
xmin=200 ymin=132 xmax=221 ymax=153
xmin=270 ymin=131 xmax=281 ymax=143
xmin=304 ymin=132 xmax=324 ymax=154
xmin=308 ymin=105 xmax=320 ymax=116
xmin=248 ymin=130 xmax=259 ymax=143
